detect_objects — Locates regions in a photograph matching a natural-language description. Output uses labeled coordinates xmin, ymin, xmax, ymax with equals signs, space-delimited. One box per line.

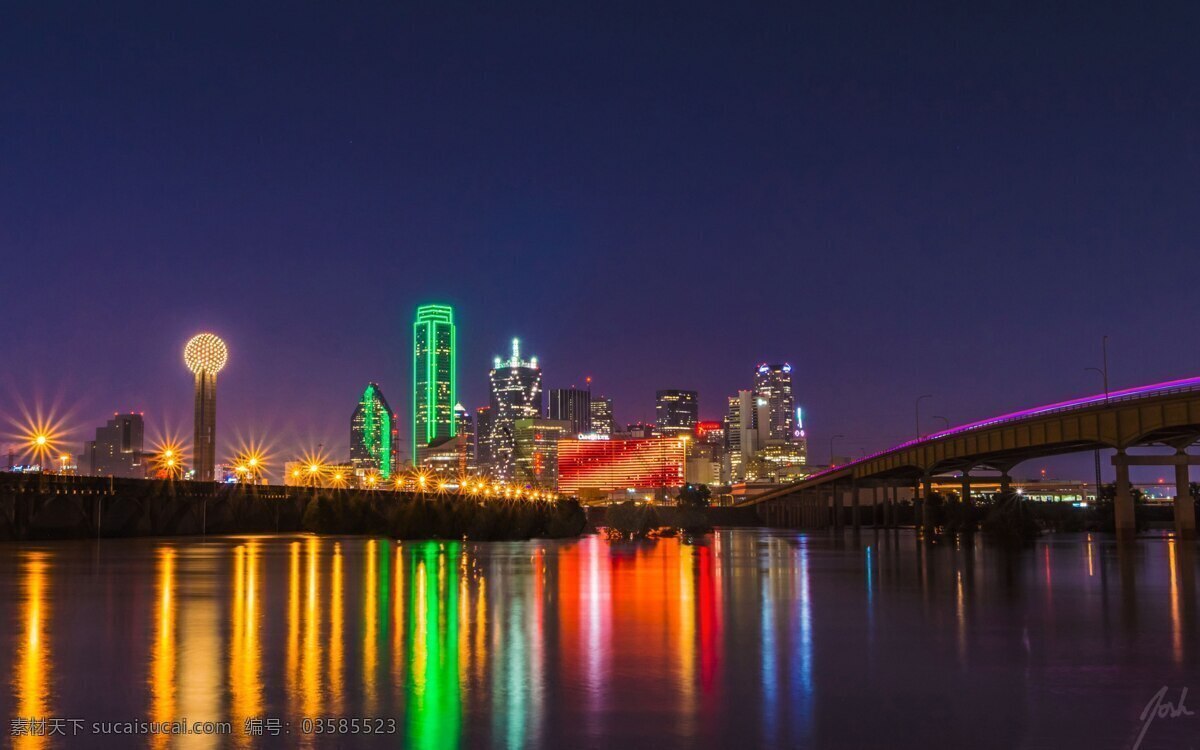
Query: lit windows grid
xmin=558 ymin=438 xmax=685 ymax=494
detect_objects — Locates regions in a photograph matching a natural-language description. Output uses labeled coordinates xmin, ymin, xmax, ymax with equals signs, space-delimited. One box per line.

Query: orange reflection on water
xmin=229 ymin=543 xmax=262 ymax=743
xmin=13 ymin=552 xmax=50 ymax=750
xmin=150 ymin=548 xmax=176 ymax=750
xmin=330 ymin=541 xmax=344 ymax=715
xmin=361 ymin=539 xmax=376 ymax=712
xmin=301 ymin=536 xmax=322 ymax=719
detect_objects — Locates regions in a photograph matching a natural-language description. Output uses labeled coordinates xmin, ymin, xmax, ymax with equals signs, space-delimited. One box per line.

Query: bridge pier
xmin=1113 ymin=450 xmax=1136 ymax=537
xmin=872 ymin=485 xmax=880 ymax=527
xmin=832 ymin=483 xmax=843 ymax=531
xmin=1175 ymin=455 xmax=1195 ymax=538
xmin=851 ymin=478 xmax=861 ymax=532
xmin=921 ymin=474 xmax=934 ymax=533
xmin=961 ymin=472 xmax=972 ymax=508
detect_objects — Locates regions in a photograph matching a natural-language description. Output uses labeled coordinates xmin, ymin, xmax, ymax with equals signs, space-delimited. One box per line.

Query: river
xmin=0 ymin=529 xmax=1196 ymax=748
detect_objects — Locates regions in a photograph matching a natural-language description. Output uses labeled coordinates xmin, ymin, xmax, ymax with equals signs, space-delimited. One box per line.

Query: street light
xmin=915 ymin=395 xmax=933 ymax=440
xmin=1086 ymin=335 xmax=1111 ymax=501
xmin=829 ymin=434 xmax=845 ymax=467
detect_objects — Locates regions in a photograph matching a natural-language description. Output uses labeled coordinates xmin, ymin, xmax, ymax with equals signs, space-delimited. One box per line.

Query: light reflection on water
xmin=0 ymin=529 xmax=1197 ymax=748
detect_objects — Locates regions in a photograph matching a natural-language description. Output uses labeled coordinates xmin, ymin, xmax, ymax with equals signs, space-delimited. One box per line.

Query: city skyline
xmin=2 ymin=3 xmax=1197 ymax=483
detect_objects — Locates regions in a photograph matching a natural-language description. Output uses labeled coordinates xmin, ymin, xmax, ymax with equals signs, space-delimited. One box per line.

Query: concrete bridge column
xmin=999 ymin=472 xmax=1012 ymax=496
xmin=1175 ymin=456 xmax=1195 ymax=538
xmin=921 ymin=474 xmax=934 ymax=532
xmin=886 ymin=483 xmax=895 ymax=528
xmin=872 ymin=485 xmax=880 ymax=527
xmin=851 ymin=478 xmax=861 ymax=532
xmin=912 ymin=480 xmax=922 ymax=529
xmin=1114 ymin=450 xmax=1136 ymax=537
xmin=831 ymin=483 xmax=843 ymax=530
xmin=961 ymin=472 xmax=972 ymax=508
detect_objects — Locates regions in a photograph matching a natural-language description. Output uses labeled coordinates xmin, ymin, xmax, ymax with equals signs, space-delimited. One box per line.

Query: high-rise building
xmin=454 ymin=403 xmax=476 ymax=474
xmin=350 ymin=382 xmax=397 ymax=480
xmin=655 ymin=389 xmax=698 ymax=437
xmin=412 ymin=304 xmax=457 ymax=463
xmin=183 ymin=333 xmax=228 ymax=481
xmin=475 ymin=406 xmax=493 ymax=474
xmin=589 ymin=396 xmax=614 ymax=435
xmin=487 ymin=338 xmax=544 ymax=480
xmin=754 ymin=363 xmax=797 ymax=442
xmin=549 ymin=387 xmax=591 ymax=436
xmin=513 ymin=418 xmax=572 ymax=488
xmin=724 ymin=390 xmax=759 ymax=482
xmin=558 ymin=436 xmax=686 ymax=500
xmin=83 ymin=413 xmax=147 ymax=478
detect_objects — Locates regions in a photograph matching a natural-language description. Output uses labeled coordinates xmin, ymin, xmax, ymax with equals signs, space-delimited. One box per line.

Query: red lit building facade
xmin=557 ymin=437 xmax=685 ymax=499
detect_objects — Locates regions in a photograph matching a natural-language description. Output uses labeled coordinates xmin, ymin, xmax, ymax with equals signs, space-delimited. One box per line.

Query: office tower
xmin=655 ymin=389 xmax=698 ymax=438
xmin=454 ymin=403 xmax=476 ymax=474
xmin=513 ymin=418 xmax=572 ymax=488
xmin=183 ymin=333 xmax=228 ymax=481
xmin=83 ymin=412 xmax=147 ymax=478
xmin=589 ymin=396 xmax=614 ymax=435
xmin=475 ymin=406 xmax=493 ymax=474
xmin=350 ymin=382 xmax=397 ymax=479
xmin=754 ymin=363 xmax=797 ymax=441
xmin=412 ymin=303 xmax=457 ymax=463
xmin=724 ymin=396 xmax=742 ymax=481
xmin=487 ymin=338 xmax=544 ymax=480
xmin=549 ymin=387 xmax=591 ymax=435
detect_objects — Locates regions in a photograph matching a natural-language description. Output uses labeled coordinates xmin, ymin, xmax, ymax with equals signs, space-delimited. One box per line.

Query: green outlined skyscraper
xmin=413 ymin=304 xmax=457 ymax=463
xmin=351 ymin=382 xmax=397 ymax=479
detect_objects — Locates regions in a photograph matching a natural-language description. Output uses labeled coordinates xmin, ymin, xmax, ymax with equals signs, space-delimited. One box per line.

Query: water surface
xmin=1 ymin=529 xmax=1196 ymax=748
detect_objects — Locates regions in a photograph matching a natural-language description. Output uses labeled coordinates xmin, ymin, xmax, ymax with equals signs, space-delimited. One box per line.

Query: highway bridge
xmin=740 ymin=375 xmax=1200 ymax=537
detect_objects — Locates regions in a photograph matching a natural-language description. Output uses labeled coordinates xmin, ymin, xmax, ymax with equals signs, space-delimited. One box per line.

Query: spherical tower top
xmin=184 ymin=333 xmax=228 ymax=375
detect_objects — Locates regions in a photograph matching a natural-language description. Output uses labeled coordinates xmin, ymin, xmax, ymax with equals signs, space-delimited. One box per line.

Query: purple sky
xmin=2 ymin=2 xmax=1198 ymax=481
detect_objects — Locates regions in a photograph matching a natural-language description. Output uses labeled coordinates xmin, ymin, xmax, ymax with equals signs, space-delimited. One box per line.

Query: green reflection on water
xmin=407 ymin=541 xmax=461 ymax=750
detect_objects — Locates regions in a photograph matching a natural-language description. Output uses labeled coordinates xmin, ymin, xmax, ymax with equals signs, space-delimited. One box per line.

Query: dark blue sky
xmin=2 ymin=1 xmax=1198 ymax=479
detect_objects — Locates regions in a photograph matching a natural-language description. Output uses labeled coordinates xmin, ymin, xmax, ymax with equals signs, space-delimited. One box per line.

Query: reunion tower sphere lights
xmin=184 ymin=333 xmax=228 ymax=375
xmin=184 ymin=333 xmax=227 ymax=481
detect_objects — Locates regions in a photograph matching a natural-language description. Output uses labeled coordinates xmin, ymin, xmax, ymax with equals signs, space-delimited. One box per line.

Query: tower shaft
xmin=193 ymin=371 xmax=217 ymax=481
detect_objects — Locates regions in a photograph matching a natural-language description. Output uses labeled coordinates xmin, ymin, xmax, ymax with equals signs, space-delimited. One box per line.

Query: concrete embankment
xmin=0 ymin=473 xmax=585 ymax=541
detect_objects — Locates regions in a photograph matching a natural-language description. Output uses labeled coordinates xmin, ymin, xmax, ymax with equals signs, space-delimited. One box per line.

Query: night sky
xmin=2 ymin=2 xmax=1198 ymax=480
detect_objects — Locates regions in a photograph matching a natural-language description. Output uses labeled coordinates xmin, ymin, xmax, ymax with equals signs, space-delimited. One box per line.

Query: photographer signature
xmin=1133 ymin=686 xmax=1194 ymax=750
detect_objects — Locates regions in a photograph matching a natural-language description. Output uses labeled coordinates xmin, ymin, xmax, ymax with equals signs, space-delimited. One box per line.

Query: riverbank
xmin=0 ymin=472 xmax=585 ymax=541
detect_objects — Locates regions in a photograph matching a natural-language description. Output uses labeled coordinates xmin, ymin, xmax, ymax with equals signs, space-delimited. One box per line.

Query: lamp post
xmin=829 ymin=434 xmax=845 ymax=467
xmin=1085 ymin=335 xmax=1110 ymax=502
xmin=915 ymin=394 xmax=933 ymax=440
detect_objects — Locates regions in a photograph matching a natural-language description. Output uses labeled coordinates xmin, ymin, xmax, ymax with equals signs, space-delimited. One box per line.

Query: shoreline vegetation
xmin=301 ymin=493 xmax=588 ymax=540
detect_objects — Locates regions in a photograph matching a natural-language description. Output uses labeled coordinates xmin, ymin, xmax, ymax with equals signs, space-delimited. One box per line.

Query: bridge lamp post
xmin=829 ymin=434 xmax=845 ymax=467
xmin=1086 ymin=349 xmax=1110 ymax=501
xmin=915 ymin=394 xmax=933 ymax=440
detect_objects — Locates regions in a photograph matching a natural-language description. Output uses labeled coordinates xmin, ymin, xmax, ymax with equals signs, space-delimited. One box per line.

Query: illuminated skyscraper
xmin=183 ymin=333 xmax=228 ymax=482
xmin=454 ymin=403 xmax=476 ymax=474
xmin=655 ymin=389 xmax=698 ymax=437
xmin=549 ymin=387 xmax=591 ymax=435
xmin=487 ymin=338 xmax=543 ymax=481
xmin=754 ymin=363 xmax=797 ymax=441
xmin=513 ymin=418 xmax=572 ymax=488
xmin=351 ymin=382 xmax=397 ymax=479
xmin=413 ymin=304 xmax=457 ymax=463
xmin=589 ymin=396 xmax=614 ymax=435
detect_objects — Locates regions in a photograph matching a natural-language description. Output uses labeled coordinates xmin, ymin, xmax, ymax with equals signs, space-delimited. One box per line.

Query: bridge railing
xmin=801 ymin=374 xmax=1200 ymax=482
